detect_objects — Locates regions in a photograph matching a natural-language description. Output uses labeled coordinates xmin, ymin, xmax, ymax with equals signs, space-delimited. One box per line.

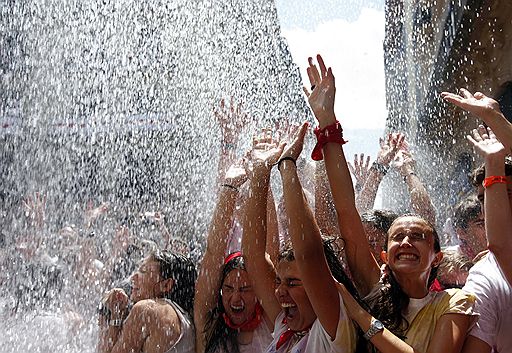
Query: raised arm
xmin=214 ymin=98 xmax=249 ymax=187
xmin=279 ymin=122 xmax=341 ymax=338
xmin=466 ymin=126 xmax=512 ymax=284
xmin=241 ymin=132 xmax=285 ymax=327
xmin=266 ymin=187 xmax=280 ymax=266
xmin=441 ymin=89 xmax=512 ymax=152
xmin=194 ymin=164 xmax=247 ymax=352
xmin=393 ymin=142 xmax=436 ymax=225
xmin=304 ymin=55 xmax=380 ymax=296
xmin=356 ymin=135 xmax=402 ymax=213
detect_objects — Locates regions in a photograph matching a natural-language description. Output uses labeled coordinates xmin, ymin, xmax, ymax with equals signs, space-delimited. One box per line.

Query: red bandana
xmin=222 ymin=302 xmax=263 ymax=332
xmin=311 ymin=121 xmax=347 ymax=161
xmin=276 ymin=317 xmax=312 ymax=350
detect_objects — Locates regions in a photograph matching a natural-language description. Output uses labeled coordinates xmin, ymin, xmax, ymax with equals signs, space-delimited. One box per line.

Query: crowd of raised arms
xmin=1 ymin=55 xmax=511 ymax=353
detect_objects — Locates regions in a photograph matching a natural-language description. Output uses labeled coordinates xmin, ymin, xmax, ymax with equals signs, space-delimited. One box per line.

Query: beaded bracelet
xmin=482 ymin=175 xmax=508 ymax=188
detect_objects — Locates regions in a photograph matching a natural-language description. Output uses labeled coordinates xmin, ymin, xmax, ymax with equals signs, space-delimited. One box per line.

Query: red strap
xmin=222 ymin=302 xmax=263 ymax=332
xmin=224 ymin=251 xmax=242 ymax=265
xmin=311 ymin=121 xmax=347 ymax=161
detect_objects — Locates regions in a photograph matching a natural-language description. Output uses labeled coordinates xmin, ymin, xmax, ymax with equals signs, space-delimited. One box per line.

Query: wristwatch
xmin=363 ymin=317 xmax=384 ymax=340
xmin=109 ymin=319 xmax=124 ymax=327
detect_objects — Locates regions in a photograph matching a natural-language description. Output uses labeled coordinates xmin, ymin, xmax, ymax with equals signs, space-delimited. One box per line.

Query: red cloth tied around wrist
xmin=222 ymin=302 xmax=263 ymax=332
xmin=483 ymin=175 xmax=508 ymax=188
xmin=311 ymin=121 xmax=347 ymax=161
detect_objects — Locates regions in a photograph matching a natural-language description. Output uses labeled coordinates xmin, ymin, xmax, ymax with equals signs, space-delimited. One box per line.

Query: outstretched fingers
xmin=317 ymin=54 xmax=327 ymax=77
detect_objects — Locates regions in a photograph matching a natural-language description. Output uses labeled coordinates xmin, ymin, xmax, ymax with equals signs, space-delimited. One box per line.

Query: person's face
xmin=457 ymin=212 xmax=486 ymax=259
xmin=363 ymin=222 xmax=386 ymax=264
xmin=383 ymin=216 xmax=442 ymax=278
xmin=275 ymin=260 xmax=316 ymax=331
xmin=221 ymin=269 xmax=257 ymax=326
xmin=130 ymin=257 xmax=164 ymax=302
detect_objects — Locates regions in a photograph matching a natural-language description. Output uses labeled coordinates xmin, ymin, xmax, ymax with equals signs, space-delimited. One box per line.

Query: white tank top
xmin=163 ymin=300 xmax=196 ymax=353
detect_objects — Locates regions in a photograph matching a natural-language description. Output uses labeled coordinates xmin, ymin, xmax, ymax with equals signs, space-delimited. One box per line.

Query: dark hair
xmin=437 ymin=249 xmax=473 ymax=289
xmin=151 ymin=250 xmax=197 ymax=313
xmin=452 ymin=195 xmax=481 ymax=230
xmin=472 ymin=157 xmax=512 ymax=186
xmin=204 ymin=254 xmax=245 ymax=353
xmin=361 ymin=209 xmax=399 ymax=233
xmin=364 ymin=214 xmax=441 ymax=339
xmin=279 ymin=237 xmax=369 ymax=353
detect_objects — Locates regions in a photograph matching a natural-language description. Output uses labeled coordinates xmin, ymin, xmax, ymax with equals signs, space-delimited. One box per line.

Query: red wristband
xmin=482 ymin=175 xmax=508 ymax=188
xmin=311 ymin=121 xmax=347 ymax=161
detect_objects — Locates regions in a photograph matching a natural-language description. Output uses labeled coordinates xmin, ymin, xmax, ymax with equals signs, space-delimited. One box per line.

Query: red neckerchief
xmin=276 ymin=317 xmax=312 ymax=350
xmin=222 ymin=302 xmax=263 ymax=332
xmin=429 ymin=278 xmax=443 ymax=292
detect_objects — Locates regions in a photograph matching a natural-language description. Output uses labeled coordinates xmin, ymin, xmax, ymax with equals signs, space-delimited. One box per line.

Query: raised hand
xmin=223 ymin=160 xmax=248 ymax=189
xmin=214 ymin=97 xmax=251 ymax=146
xmin=376 ymin=132 xmax=405 ymax=166
xmin=246 ymin=128 xmax=286 ymax=176
xmin=303 ymin=55 xmax=336 ymax=127
xmin=22 ymin=192 xmax=46 ymax=229
xmin=467 ymin=125 xmax=506 ymax=159
xmin=441 ymin=89 xmax=502 ymax=120
xmin=392 ymin=150 xmax=416 ymax=176
xmin=84 ymin=201 xmax=109 ymax=228
xmin=348 ymin=154 xmax=371 ymax=188
xmin=280 ymin=122 xmax=309 ymax=161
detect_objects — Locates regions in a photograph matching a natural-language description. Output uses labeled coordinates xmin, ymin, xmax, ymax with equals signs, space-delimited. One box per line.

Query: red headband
xmin=224 ymin=251 xmax=242 ymax=264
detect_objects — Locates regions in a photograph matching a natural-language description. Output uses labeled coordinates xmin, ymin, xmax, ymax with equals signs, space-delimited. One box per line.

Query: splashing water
xmin=0 ymin=1 xmax=311 ymax=351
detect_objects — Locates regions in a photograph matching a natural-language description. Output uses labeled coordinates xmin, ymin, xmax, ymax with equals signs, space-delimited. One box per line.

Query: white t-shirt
xmin=463 ymin=252 xmax=512 ymax=352
xmin=265 ymin=294 xmax=356 ymax=353
xmin=239 ymin=321 xmax=273 ymax=353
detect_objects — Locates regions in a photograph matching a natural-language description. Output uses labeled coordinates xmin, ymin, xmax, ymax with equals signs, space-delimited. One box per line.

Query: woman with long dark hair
xmin=194 ymin=162 xmax=273 ymax=353
xmin=304 ymin=54 xmax=476 ymax=353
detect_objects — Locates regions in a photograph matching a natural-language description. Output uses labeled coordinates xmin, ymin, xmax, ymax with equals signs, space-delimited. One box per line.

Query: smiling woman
xmin=310 ymin=54 xmax=478 ymax=353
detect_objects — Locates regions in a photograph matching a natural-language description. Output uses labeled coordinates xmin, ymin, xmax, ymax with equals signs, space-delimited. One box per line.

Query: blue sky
xmin=276 ymin=0 xmax=384 ymax=29
xmin=275 ymin=0 xmax=387 ymax=131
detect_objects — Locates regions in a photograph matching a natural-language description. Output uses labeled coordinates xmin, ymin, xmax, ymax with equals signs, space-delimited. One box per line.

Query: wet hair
xmin=437 ymin=250 xmax=473 ymax=289
xmin=361 ymin=209 xmax=399 ymax=233
xmin=471 ymin=156 xmax=512 ymax=186
xmin=204 ymin=254 xmax=246 ymax=353
xmin=452 ymin=195 xmax=481 ymax=230
xmin=279 ymin=237 xmax=369 ymax=353
xmin=364 ymin=214 xmax=441 ymax=339
xmin=150 ymin=250 xmax=197 ymax=313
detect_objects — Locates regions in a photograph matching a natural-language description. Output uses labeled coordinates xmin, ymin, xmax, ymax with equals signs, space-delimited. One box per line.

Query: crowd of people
xmin=1 ymin=54 xmax=511 ymax=353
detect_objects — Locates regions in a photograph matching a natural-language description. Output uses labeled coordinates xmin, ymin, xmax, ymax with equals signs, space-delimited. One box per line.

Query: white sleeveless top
xmin=164 ymin=300 xmax=195 ymax=353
